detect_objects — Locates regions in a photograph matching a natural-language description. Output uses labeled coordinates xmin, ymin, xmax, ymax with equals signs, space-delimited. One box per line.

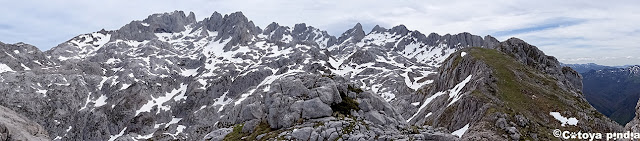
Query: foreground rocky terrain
xmin=0 ymin=10 xmax=622 ymax=140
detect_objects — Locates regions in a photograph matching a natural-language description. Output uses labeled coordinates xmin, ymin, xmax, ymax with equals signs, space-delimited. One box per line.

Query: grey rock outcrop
xmin=112 ymin=10 xmax=197 ymax=42
xmin=0 ymin=41 xmax=53 ymax=71
xmin=0 ymin=105 xmax=50 ymax=141
xmin=625 ymin=99 xmax=640 ymax=132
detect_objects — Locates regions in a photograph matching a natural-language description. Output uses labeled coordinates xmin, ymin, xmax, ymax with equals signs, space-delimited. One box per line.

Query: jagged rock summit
xmin=0 ymin=10 xmax=620 ymax=141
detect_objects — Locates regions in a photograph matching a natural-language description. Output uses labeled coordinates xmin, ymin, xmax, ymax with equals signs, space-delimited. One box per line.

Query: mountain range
xmin=562 ymin=63 xmax=616 ymax=73
xmin=563 ymin=64 xmax=640 ymax=125
xmin=0 ymin=10 xmax=627 ymax=140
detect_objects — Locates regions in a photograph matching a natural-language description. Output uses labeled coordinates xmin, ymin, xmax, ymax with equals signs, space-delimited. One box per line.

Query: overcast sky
xmin=1 ymin=0 xmax=639 ymax=66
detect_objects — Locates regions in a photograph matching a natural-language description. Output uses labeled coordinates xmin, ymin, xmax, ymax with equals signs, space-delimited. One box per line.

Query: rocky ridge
xmin=404 ymin=39 xmax=621 ymax=140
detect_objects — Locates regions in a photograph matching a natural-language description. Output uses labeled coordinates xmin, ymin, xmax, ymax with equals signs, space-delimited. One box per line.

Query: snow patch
xmin=181 ymin=68 xmax=199 ymax=77
xmin=66 ymin=32 xmax=111 ymax=59
xmin=108 ymin=127 xmax=127 ymax=141
xmin=0 ymin=63 xmax=14 ymax=73
xmin=135 ymin=84 xmax=188 ymax=115
xmin=451 ymin=124 xmax=470 ymax=137
xmin=196 ymin=79 xmax=207 ymax=89
xmin=403 ymin=70 xmax=436 ymax=90
xmin=94 ymin=95 xmax=108 ymax=107
xmin=106 ymin=58 xmax=119 ymax=64
xmin=549 ymin=112 xmax=579 ymax=126
xmin=120 ymin=83 xmax=131 ymax=90
xmin=461 ymin=52 xmax=467 ymax=57
xmin=407 ymin=91 xmax=445 ymax=122
xmin=135 ymin=133 xmax=154 ymax=140
xmin=379 ymin=91 xmax=396 ymax=102
xmin=66 ymin=126 xmax=72 ymax=132
xmin=213 ymin=92 xmax=231 ymax=112
xmin=447 ymin=75 xmax=473 ymax=106
xmin=408 ymin=75 xmax=472 ymax=122
xmin=36 ymin=89 xmax=47 ymax=97
xmin=165 ymin=125 xmax=186 ymax=137
xmin=168 ymin=117 xmax=182 ymax=125
xmin=21 ymin=64 xmax=30 ymax=70
xmin=98 ymin=76 xmax=108 ymax=90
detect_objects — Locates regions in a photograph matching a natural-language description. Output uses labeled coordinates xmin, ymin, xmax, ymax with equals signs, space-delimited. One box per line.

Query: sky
xmin=1 ymin=0 xmax=639 ymax=66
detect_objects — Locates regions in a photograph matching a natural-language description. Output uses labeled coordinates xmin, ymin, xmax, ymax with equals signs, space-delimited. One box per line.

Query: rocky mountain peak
xmin=389 ymin=24 xmax=410 ymax=36
xmin=199 ymin=11 xmax=260 ymax=33
xmin=264 ymin=22 xmax=281 ymax=31
xmin=292 ymin=23 xmax=308 ymax=33
xmin=483 ymin=35 xmax=500 ymax=48
xmin=502 ymin=37 xmax=525 ymax=45
xmin=261 ymin=22 xmax=289 ymax=41
xmin=109 ymin=11 xmax=197 ymax=42
xmin=370 ymin=25 xmax=387 ymax=33
xmin=221 ymin=12 xmax=252 ymax=27
xmin=143 ymin=10 xmax=197 ymax=28
xmin=187 ymin=11 xmax=196 ymax=22
xmin=336 ymin=23 xmax=365 ymax=44
xmin=204 ymin=11 xmax=224 ymax=28
xmin=199 ymin=11 xmax=262 ymax=49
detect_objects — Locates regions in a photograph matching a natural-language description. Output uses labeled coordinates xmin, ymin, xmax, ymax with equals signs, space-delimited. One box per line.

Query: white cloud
xmin=1 ymin=0 xmax=639 ymax=65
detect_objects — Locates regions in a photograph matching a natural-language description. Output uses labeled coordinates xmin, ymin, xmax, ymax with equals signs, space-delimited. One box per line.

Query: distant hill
xmin=562 ymin=63 xmax=616 ymax=73
xmin=578 ymin=65 xmax=640 ymax=125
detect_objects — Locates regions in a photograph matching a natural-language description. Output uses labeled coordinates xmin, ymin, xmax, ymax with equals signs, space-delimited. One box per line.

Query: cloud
xmin=491 ymin=18 xmax=585 ymax=37
xmin=1 ymin=0 xmax=639 ymax=66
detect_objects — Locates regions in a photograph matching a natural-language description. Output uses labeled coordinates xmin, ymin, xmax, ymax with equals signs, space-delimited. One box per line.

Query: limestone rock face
xmin=625 ymin=99 xmax=640 ymax=132
xmin=0 ymin=105 xmax=50 ymax=141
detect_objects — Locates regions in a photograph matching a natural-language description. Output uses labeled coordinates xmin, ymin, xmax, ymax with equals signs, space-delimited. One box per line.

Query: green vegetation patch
xmin=222 ymin=124 xmax=245 ymax=141
xmin=469 ymin=47 xmax=569 ymax=116
xmin=223 ymin=121 xmax=281 ymax=141
xmin=468 ymin=47 xmax=602 ymax=140
xmin=331 ymin=85 xmax=361 ymax=115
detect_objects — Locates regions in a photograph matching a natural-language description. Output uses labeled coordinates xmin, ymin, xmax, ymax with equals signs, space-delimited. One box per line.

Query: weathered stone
xmin=291 ymin=127 xmax=314 ymax=140
xmin=302 ymin=98 xmax=333 ymax=119
xmin=365 ymin=111 xmax=386 ymax=125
